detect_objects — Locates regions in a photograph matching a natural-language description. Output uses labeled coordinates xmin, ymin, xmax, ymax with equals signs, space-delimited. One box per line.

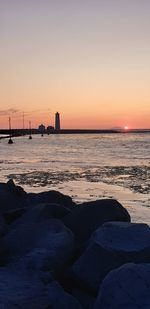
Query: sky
xmin=0 ymin=0 xmax=150 ymax=129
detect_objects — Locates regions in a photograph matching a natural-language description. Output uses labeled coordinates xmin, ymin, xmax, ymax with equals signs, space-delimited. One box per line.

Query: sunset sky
xmin=0 ymin=0 xmax=150 ymax=129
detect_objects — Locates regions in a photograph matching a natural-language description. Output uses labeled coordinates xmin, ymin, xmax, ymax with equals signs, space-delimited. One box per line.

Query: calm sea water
xmin=0 ymin=133 xmax=149 ymax=211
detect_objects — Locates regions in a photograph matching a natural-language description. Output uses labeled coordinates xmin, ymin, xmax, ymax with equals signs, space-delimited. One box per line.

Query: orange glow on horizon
xmin=124 ymin=126 xmax=129 ymax=130
xmin=0 ymin=1 xmax=150 ymax=130
xmin=0 ymin=111 xmax=150 ymax=130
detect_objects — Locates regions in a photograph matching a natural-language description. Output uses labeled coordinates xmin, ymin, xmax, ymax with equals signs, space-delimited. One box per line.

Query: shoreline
xmin=8 ymin=179 xmax=150 ymax=226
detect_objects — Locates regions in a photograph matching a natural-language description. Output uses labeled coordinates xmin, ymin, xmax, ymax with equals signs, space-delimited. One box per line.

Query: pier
xmin=0 ymin=128 xmax=150 ymax=140
xmin=0 ymin=128 xmax=119 ymax=139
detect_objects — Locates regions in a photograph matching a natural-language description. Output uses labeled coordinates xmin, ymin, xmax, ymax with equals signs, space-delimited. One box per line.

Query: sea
xmin=0 ymin=133 xmax=150 ymax=223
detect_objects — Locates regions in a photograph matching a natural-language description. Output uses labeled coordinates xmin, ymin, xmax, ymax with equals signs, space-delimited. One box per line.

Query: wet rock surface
xmin=8 ymin=164 xmax=150 ymax=194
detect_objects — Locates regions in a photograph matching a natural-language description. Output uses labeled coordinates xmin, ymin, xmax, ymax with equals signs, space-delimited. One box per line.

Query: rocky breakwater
xmin=0 ymin=180 xmax=150 ymax=308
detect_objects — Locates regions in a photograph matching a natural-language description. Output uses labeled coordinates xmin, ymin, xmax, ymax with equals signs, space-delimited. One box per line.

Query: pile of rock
xmin=0 ymin=179 xmax=150 ymax=308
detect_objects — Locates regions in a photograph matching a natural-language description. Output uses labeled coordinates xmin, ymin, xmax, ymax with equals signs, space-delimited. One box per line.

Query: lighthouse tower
xmin=55 ymin=112 xmax=60 ymax=132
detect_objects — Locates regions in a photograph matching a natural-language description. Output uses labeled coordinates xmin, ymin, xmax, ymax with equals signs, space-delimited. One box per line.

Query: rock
xmin=3 ymin=208 xmax=27 ymax=224
xmin=19 ymin=245 xmax=72 ymax=274
xmin=2 ymin=219 xmax=74 ymax=272
xmin=62 ymin=199 xmax=130 ymax=243
xmin=94 ymin=263 xmax=150 ymax=309
xmin=71 ymin=241 xmax=121 ymax=293
xmin=0 ymin=259 xmax=83 ymax=308
xmin=0 ymin=265 xmax=50 ymax=308
xmin=0 ymin=181 xmax=75 ymax=214
xmin=72 ymin=288 xmax=95 ymax=309
xmin=27 ymin=190 xmax=75 ymax=209
xmin=12 ymin=203 xmax=71 ymax=227
xmin=71 ymin=222 xmax=150 ymax=292
xmin=0 ymin=263 xmax=83 ymax=308
xmin=47 ymin=281 xmax=83 ymax=308
xmin=92 ymin=221 xmax=150 ymax=262
xmin=6 ymin=179 xmax=27 ymax=197
xmin=0 ymin=180 xmax=28 ymax=212
xmin=0 ymin=214 xmax=6 ymax=237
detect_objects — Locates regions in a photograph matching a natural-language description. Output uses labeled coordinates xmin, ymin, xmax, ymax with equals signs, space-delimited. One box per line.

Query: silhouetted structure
xmin=29 ymin=121 xmax=32 ymax=139
xmin=8 ymin=117 xmax=13 ymax=144
xmin=38 ymin=124 xmax=45 ymax=132
xmin=55 ymin=112 xmax=60 ymax=132
xmin=47 ymin=126 xmax=54 ymax=133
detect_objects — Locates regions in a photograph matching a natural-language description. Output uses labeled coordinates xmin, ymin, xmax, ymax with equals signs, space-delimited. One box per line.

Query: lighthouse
xmin=55 ymin=112 xmax=60 ymax=132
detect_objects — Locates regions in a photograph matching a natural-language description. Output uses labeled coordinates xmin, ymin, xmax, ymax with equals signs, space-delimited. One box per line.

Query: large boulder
xmin=72 ymin=288 xmax=95 ymax=309
xmin=3 ymin=179 xmax=26 ymax=197
xmin=2 ymin=219 xmax=74 ymax=272
xmin=27 ymin=190 xmax=75 ymax=209
xmin=47 ymin=281 xmax=83 ymax=308
xmin=0 ymin=262 xmax=83 ymax=308
xmin=94 ymin=263 xmax=150 ymax=309
xmin=62 ymin=199 xmax=130 ymax=243
xmin=0 ymin=266 xmax=50 ymax=308
xmin=71 ymin=222 xmax=150 ymax=292
xmin=0 ymin=180 xmax=28 ymax=212
xmin=0 ymin=214 xmax=6 ymax=237
xmin=0 ymin=180 xmax=75 ymax=214
xmin=12 ymin=203 xmax=71 ymax=228
xmin=3 ymin=208 xmax=27 ymax=225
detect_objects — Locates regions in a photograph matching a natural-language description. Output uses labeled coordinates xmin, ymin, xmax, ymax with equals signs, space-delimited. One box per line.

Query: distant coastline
xmin=0 ymin=128 xmax=150 ymax=139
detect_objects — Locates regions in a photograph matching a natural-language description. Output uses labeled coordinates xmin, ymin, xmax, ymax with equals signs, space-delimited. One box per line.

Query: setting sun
xmin=124 ymin=126 xmax=129 ymax=130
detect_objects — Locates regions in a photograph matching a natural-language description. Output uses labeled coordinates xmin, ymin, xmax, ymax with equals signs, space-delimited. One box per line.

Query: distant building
xmin=38 ymin=124 xmax=45 ymax=132
xmin=47 ymin=125 xmax=54 ymax=132
xmin=55 ymin=112 xmax=60 ymax=132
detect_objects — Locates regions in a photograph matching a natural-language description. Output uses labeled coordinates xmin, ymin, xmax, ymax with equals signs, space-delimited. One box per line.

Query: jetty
xmin=0 ymin=128 xmax=150 ymax=140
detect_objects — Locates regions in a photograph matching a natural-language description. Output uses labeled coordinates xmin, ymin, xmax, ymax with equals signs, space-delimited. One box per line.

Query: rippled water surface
xmin=0 ymin=133 xmax=150 ymax=207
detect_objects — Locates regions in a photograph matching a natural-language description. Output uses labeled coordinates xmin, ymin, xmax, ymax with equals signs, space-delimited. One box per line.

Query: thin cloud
xmin=0 ymin=108 xmax=20 ymax=116
xmin=0 ymin=108 xmax=52 ymax=119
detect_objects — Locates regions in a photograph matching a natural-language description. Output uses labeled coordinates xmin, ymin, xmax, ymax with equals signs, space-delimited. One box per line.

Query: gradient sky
xmin=0 ymin=0 xmax=150 ymax=129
